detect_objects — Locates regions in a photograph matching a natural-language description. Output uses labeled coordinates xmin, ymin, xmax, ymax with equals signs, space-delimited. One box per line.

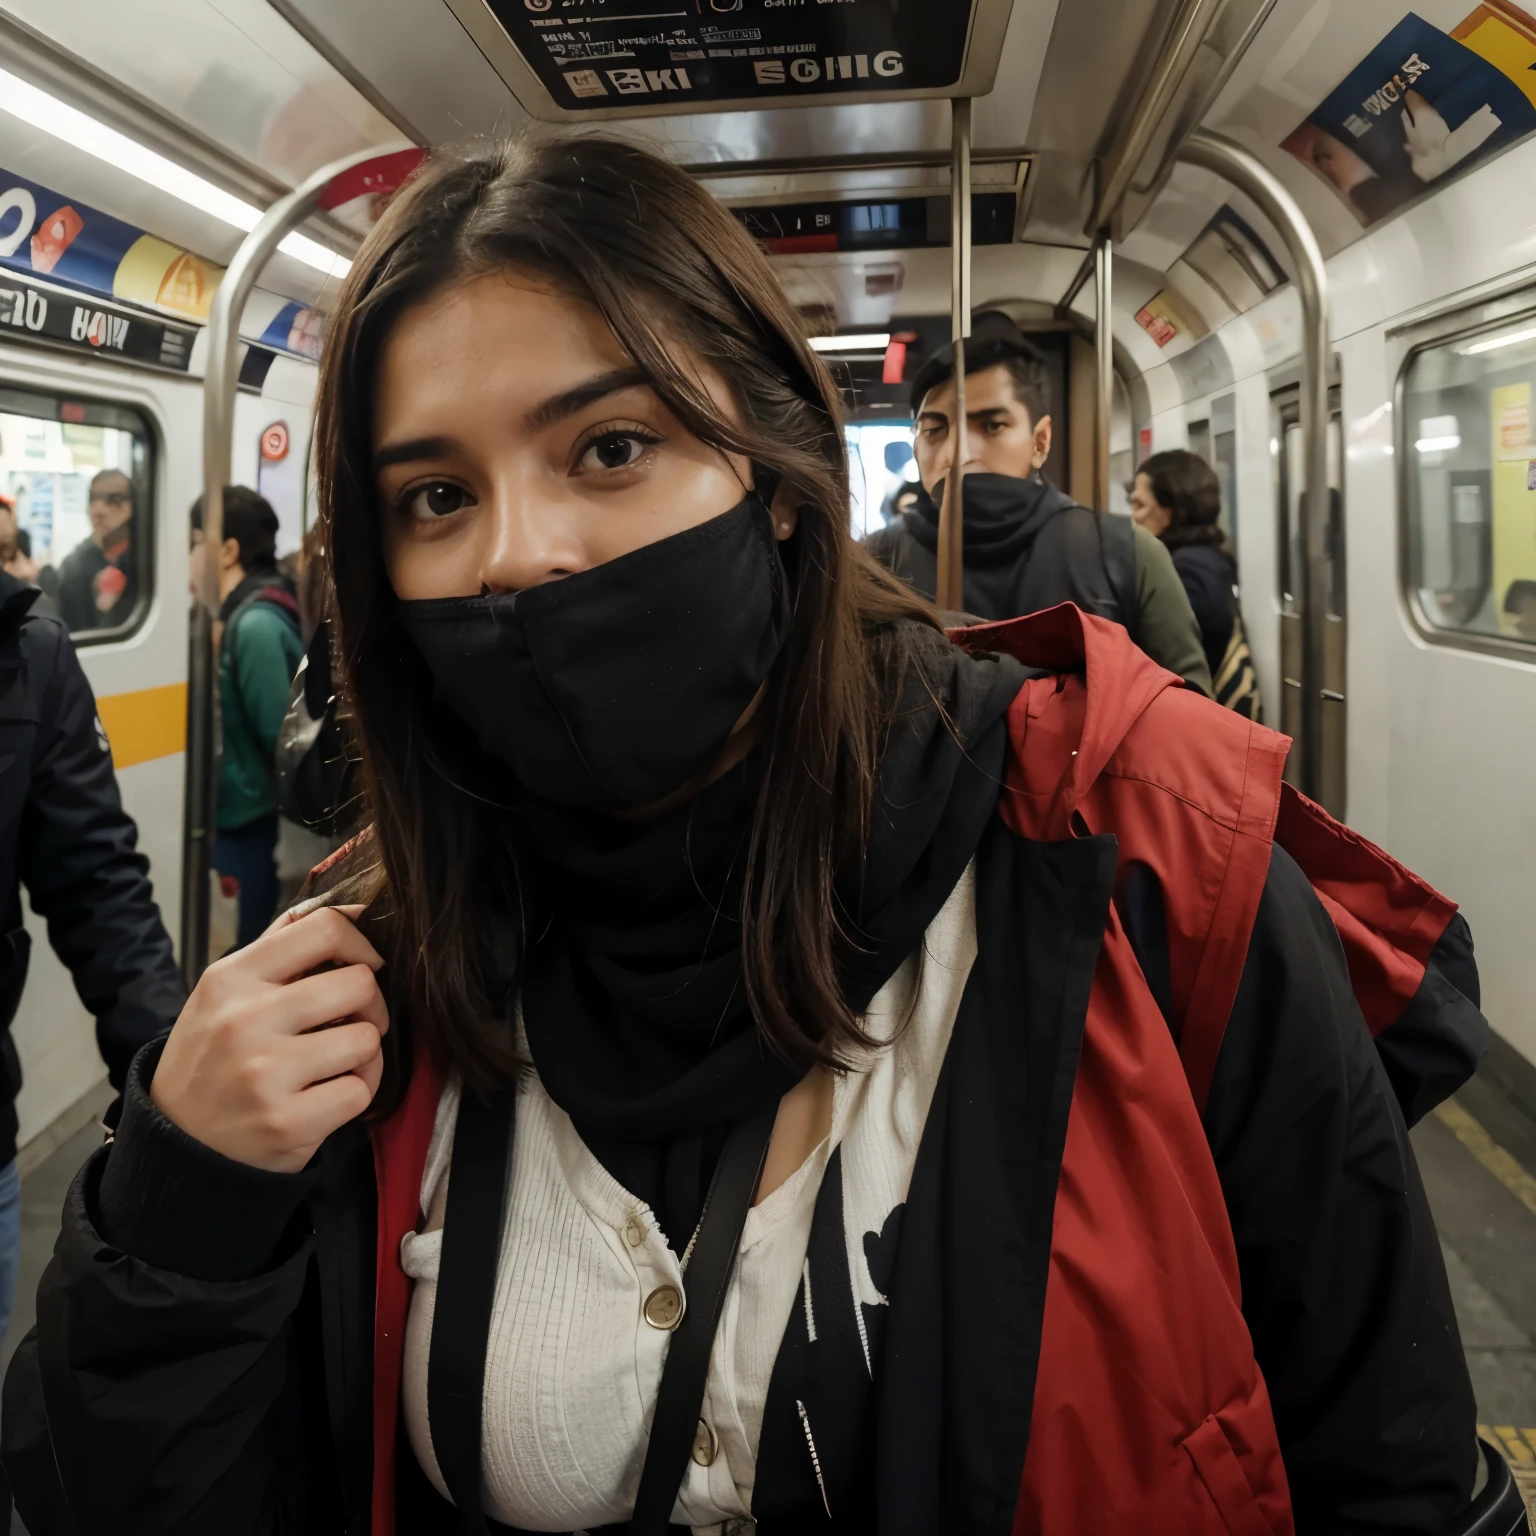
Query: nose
xmin=476 ymin=477 xmax=589 ymax=594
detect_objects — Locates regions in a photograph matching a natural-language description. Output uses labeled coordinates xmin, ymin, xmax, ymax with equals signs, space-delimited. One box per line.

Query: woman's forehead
xmin=374 ymin=272 xmax=636 ymax=433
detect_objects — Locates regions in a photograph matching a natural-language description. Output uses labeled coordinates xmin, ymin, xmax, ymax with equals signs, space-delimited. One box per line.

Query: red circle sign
xmin=261 ymin=422 xmax=290 ymax=461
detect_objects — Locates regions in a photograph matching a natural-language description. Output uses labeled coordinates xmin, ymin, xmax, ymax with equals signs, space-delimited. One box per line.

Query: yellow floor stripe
xmin=95 ymin=682 xmax=186 ymax=769
xmin=1433 ymin=1099 xmax=1536 ymax=1222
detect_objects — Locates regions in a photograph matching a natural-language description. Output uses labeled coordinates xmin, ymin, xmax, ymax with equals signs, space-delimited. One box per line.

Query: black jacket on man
xmin=866 ymin=472 xmax=1214 ymax=695
xmin=0 ymin=570 xmax=184 ymax=1161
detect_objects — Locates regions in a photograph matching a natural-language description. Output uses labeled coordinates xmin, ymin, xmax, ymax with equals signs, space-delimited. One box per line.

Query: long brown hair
xmin=313 ymin=135 xmax=937 ymax=1112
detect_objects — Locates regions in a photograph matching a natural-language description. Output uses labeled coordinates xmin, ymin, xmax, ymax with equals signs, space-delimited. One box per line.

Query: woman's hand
xmin=151 ymin=905 xmax=390 ymax=1173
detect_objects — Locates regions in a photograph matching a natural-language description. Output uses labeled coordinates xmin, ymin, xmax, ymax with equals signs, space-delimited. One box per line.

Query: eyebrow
xmin=524 ymin=366 xmax=652 ymax=430
xmin=918 ymin=405 xmax=1014 ymax=424
xmin=371 ymin=366 xmax=655 ymax=477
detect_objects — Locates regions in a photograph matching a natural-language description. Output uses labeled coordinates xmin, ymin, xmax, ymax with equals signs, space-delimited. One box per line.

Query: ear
xmin=220 ymin=536 xmax=243 ymax=569
xmin=1032 ymin=413 xmax=1053 ymax=469
xmin=769 ymin=479 xmax=799 ymax=542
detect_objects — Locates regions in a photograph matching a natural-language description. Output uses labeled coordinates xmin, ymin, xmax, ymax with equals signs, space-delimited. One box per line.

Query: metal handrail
xmin=1095 ymin=239 xmax=1114 ymax=510
xmin=184 ymin=145 xmax=408 ymax=988
xmin=936 ymin=98 xmax=972 ymax=613
xmin=1177 ymin=128 xmax=1330 ymax=797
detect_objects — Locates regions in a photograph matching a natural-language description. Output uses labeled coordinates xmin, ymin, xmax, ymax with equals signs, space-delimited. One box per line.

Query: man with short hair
xmin=57 ymin=470 xmax=137 ymax=634
xmin=190 ymin=488 xmax=303 ymax=949
xmin=866 ymin=315 xmax=1213 ymax=695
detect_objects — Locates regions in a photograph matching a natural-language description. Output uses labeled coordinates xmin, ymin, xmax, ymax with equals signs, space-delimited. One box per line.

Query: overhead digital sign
xmin=735 ymin=193 xmax=1015 ymax=254
xmin=481 ymin=0 xmax=975 ymax=111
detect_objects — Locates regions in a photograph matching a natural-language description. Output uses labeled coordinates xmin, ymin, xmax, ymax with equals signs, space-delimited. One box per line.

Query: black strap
xmin=626 ymin=1101 xmax=777 ymax=1535
xmin=1096 ymin=511 xmax=1141 ymax=645
xmin=425 ymin=1087 xmax=777 ymax=1535
xmin=427 ymin=1085 xmax=517 ymax=1533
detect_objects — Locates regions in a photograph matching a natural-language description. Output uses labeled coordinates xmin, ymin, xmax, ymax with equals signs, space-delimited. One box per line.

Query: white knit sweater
xmin=400 ymin=862 xmax=976 ymax=1532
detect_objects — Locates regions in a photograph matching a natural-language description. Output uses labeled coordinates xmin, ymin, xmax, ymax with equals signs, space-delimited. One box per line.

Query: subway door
xmin=1275 ymin=386 xmax=1347 ymax=817
xmin=0 ymin=364 xmax=196 ymax=1153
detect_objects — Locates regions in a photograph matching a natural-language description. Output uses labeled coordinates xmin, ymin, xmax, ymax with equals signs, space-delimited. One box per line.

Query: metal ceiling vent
xmin=441 ymin=0 xmax=1018 ymax=120
xmin=1086 ymin=0 xmax=1276 ymax=241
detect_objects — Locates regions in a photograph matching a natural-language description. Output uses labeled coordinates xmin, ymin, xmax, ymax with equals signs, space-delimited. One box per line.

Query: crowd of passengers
xmin=0 ymin=133 xmax=1516 ymax=1536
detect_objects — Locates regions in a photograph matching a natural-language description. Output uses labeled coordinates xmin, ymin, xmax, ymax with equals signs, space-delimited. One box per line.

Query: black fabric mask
xmin=398 ymin=496 xmax=787 ymax=811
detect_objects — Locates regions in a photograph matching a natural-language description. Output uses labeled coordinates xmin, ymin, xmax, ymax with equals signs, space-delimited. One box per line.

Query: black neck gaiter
xmin=400 ymin=504 xmax=1026 ymax=1247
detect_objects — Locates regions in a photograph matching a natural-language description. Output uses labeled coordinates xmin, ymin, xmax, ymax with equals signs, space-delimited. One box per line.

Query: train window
xmin=1403 ymin=323 xmax=1536 ymax=644
xmin=0 ymin=384 xmax=153 ymax=643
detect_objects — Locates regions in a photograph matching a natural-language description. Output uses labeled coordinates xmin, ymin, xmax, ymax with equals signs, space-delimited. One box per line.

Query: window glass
xmin=1404 ymin=322 xmax=1536 ymax=642
xmin=845 ymin=421 xmax=920 ymax=540
xmin=0 ymin=385 xmax=152 ymax=640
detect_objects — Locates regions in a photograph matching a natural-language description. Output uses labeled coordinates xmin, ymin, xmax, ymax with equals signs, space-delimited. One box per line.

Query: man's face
xmin=89 ymin=474 xmax=134 ymax=541
xmin=913 ymin=364 xmax=1052 ymax=493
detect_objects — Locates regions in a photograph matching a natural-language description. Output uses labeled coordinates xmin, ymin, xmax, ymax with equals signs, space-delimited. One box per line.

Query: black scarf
xmin=513 ymin=622 xmax=1026 ymax=1247
xmin=903 ymin=472 xmax=1083 ymax=622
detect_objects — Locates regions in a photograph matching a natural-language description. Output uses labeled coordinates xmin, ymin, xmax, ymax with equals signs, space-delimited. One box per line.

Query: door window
xmin=0 ymin=384 xmax=154 ymax=642
xmin=1403 ymin=320 xmax=1536 ymax=644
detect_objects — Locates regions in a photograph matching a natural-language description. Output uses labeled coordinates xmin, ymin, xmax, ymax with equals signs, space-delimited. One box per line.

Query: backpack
xmin=273 ymin=623 xmax=358 ymax=837
xmin=1213 ymin=607 xmax=1262 ymax=721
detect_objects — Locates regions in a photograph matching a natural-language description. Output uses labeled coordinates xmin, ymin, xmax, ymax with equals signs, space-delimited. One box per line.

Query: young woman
xmin=4 ymin=139 xmax=1495 ymax=1536
xmin=1129 ymin=449 xmax=1261 ymax=717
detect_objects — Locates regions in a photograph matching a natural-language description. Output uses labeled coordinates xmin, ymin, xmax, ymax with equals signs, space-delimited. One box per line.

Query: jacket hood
xmin=953 ymin=602 xmax=1181 ymax=832
xmin=904 ymin=472 xmax=1078 ymax=567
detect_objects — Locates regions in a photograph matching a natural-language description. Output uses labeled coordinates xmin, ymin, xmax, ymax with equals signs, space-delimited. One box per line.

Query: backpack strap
xmin=1095 ymin=512 xmax=1141 ymax=645
xmin=222 ymin=586 xmax=302 ymax=769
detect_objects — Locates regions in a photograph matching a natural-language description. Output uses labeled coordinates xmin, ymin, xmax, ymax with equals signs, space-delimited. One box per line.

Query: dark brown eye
xmin=578 ymin=433 xmax=652 ymax=472
xmin=407 ymin=483 xmax=471 ymax=520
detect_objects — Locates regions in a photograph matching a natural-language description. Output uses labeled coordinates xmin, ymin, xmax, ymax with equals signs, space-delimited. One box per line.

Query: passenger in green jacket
xmin=190 ymin=488 xmax=303 ymax=948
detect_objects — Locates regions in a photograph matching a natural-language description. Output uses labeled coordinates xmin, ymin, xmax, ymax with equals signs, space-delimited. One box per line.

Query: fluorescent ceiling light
xmin=0 ymin=66 xmax=349 ymax=279
xmin=809 ymin=333 xmax=891 ymax=353
xmin=1415 ymin=435 xmax=1462 ymax=454
xmin=1459 ymin=324 xmax=1536 ymax=356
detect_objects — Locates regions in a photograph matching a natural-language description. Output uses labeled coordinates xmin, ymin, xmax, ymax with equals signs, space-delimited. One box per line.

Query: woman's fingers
xmin=278 ymin=1020 xmax=385 ymax=1093
xmin=245 ymin=905 xmax=384 ymax=984
xmin=276 ymin=964 xmax=390 ymax=1038
xmin=281 ymin=1074 xmax=379 ymax=1162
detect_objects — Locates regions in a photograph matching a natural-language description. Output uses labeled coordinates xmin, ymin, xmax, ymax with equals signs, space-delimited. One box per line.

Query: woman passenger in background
xmin=1131 ymin=448 xmax=1261 ymax=719
xmin=4 ymin=138 xmax=1497 ymax=1535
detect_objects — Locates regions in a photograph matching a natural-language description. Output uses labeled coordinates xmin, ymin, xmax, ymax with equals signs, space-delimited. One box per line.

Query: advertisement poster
xmin=1283 ymin=10 xmax=1536 ymax=226
xmin=0 ymin=167 xmax=324 ymax=360
xmin=1135 ymin=290 xmax=1207 ymax=350
xmin=487 ymin=0 xmax=971 ymax=110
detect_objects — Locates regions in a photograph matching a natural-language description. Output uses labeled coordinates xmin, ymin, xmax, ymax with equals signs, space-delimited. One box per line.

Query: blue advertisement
xmin=1283 ymin=12 xmax=1536 ymax=226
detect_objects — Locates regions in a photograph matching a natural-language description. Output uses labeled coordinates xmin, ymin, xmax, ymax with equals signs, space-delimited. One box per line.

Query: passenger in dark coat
xmin=0 ymin=568 xmax=184 ymax=1342
xmin=56 ymin=469 xmax=138 ymax=635
xmin=1130 ymin=449 xmax=1242 ymax=682
xmin=864 ymin=314 xmax=1214 ymax=696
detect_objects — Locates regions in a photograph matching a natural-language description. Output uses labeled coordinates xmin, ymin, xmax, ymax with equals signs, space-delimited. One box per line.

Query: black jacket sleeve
xmin=18 ymin=617 xmax=185 ymax=1086
xmin=2 ymin=1040 xmax=322 ymax=1535
xmin=1204 ymin=846 xmax=1477 ymax=1535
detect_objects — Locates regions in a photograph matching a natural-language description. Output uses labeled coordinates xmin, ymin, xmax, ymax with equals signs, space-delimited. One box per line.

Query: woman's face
xmin=1129 ymin=472 xmax=1172 ymax=538
xmin=374 ymin=270 xmax=793 ymax=599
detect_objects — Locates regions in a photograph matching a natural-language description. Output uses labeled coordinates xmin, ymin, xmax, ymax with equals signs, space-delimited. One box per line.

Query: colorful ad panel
xmin=1282 ymin=9 xmax=1536 ymax=227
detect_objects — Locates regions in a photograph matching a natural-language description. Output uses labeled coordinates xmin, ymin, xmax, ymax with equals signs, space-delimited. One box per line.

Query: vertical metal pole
xmin=184 ymin=148 xmax=386 ymax=988
xmin=937 ymin=97 xmax=972 ymax=613
xmin=1094 ymin=236 xmax=1114 ymax=510
xmin=1177 ymin=129 xmax=1330 ymax=797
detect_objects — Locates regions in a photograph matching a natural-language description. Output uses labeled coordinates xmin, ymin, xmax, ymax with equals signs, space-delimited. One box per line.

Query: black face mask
xmin=398 ymin=496 xmax=788 ymax=811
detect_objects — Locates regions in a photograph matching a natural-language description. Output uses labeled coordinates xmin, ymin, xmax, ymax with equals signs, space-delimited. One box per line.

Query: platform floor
xmin=1 ymin=1064 xmax=1533 ymax=1530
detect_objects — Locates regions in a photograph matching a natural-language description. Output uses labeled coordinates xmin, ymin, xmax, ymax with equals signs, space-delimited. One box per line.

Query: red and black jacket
xmin=4 ymin=608 xmax=1484 ymax=1535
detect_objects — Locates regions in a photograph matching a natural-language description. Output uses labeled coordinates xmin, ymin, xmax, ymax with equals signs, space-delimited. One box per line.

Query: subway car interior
xmin=0 ymin=0 xmax=1535 ymax=1527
